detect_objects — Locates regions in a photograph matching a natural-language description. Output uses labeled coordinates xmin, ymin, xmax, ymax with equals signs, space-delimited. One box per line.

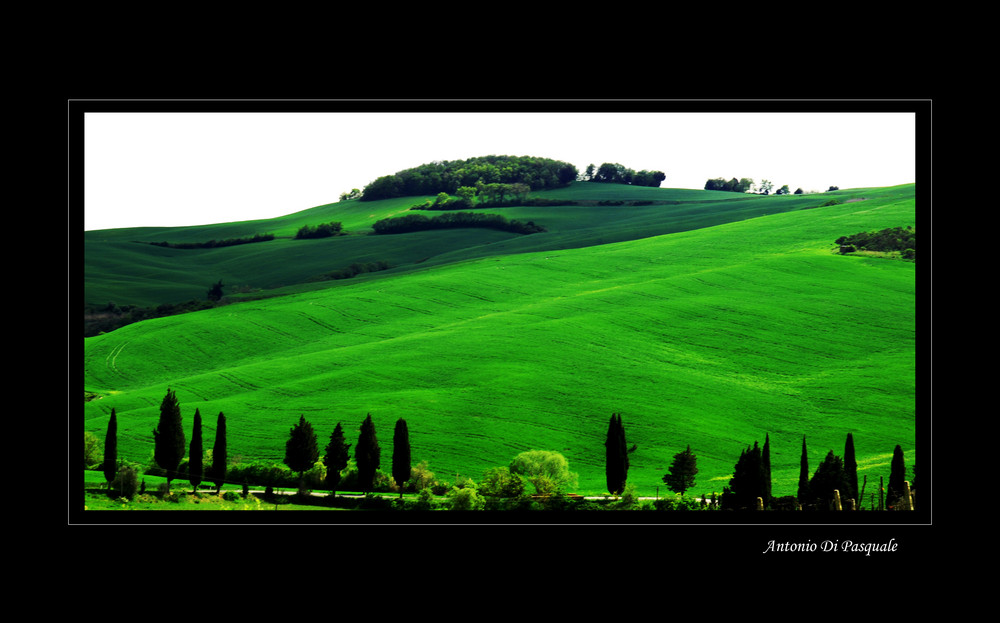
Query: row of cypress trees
xmin=101 ymin=391 xmax=912 ymax=508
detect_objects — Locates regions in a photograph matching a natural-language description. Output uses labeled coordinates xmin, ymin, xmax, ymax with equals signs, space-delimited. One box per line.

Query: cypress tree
xmin=323 ymin=422 xmax=351 ymax=496
xmin=762 ymin=433 xmax=772 ymax=508
xmin=605 ymin=413 xmax=629 ymax=495
xmin=356 ymin=413 xmax=381 ymax=493
xmin=809 ymin=450 xmax=850 ymax=509
xmin=886 ymin=444 xmax=906 ymax=509
xmin=284 ymin=415 xmax=320 ymax=485
xmin=103 ymin=408 xmax=118 ymax=491
xmin=392 ymin=418 xmax=411 ymax=499
xmin=189 ymin=408 xmax=203 ymax=493
xmin=723 ymin=441 xmax=765 ymax=510
xmin=153 ymin=388 xmax=185 ymax=491
xmin=212 ymin=412 xmax=227 ymax=494
xmin=844 ymin=432 xmax=858 ymax=508
xmin=797 ymin=435 xmax=811 ymax=506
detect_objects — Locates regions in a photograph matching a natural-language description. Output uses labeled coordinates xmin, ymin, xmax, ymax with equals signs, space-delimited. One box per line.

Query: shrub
xmin=479 ymin=466 xmax=528 ymax=498
xmin=110 ymin=465 xmax=140 ymax=500
xmin=447 ymin=486 xmax=484 ymax=511
xmin=509 ymin=450 xmax=578 ymax=495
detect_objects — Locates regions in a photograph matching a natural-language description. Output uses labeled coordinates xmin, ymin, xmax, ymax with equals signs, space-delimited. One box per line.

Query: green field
xmin=82 ymin=182 xmax=917 ymax=502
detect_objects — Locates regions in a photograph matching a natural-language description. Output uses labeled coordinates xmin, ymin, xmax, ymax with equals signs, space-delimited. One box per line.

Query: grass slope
xmin=83 ymin=185 xmax=916 ymax=499
xmin=83 ymin=183 xmax=852 ymax=308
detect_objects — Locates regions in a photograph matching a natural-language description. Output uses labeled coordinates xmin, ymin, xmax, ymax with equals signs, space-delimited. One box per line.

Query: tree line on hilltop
xmin=87 ymin=390 xmax=916 ymax=512
xmin=360 ymin=155 xmax=580 ymax=202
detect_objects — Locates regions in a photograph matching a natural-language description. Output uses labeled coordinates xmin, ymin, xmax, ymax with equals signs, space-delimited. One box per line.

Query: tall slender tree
xmin=356 ymin=414 xmax=381 ymax=493
xmin=153 ymin=388 xmax=185 ymax=491
xmin=605 ymin=413 xmax=629 ymax=495
xmin=211 ymin=412 xmax=227 ymax=494
xmin=188 ymin=408 xmax=203 ymax=493
xmin=392 ymin=418 xmax=411 ymax=499
xmin=663 ymin=445 xmax=698 ymax=496
xmin=324 ymin=422 xmax=351 ymax=496
xmin=886 ymin=444 xmax=907 ymax=509
xmin=285 ymin=415 xmax=320 ymax=487
xmin=797 ymin=435 xmax=811 ymax=506
xmin=762 ymin=433 xmax=772 ymax=508
xmin=844 ymin=433 xmax=858 ymax=508
xmin=103 ymin=408 xmax=118 ymax=491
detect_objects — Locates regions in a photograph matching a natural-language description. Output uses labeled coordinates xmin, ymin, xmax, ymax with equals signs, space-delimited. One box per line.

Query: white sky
xmin=82 ymin=111 xmax=917 ymax=231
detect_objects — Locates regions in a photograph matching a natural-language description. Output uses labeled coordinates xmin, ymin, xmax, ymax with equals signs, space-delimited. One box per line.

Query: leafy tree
xmin=84 ymin=431 xmax=102 ymax=470
xmin=324 ymin=422 xmax=351 ymax=495
xmin=153 ymin=388 xmax=185 ymax=490
xmin=844 ymin=433 xmax=858 ymax=507
xmin=392 ymin=418 xmax=411 ymax=498
xmin=663 ymin=445 xmax=698 ymax=496
xmin=886 ymin=444 xmax=907 ymax=509
xmin=207 ymin=279 xmax=224 ymax=302
xmin=721 ymin=441 xmax=766 ymax=510
xmin=212 ymin=412 xmax=227 ymax=494
xmin=797 ymin=436 xmax=811 ymax=505
xmin=809 ymin=450 xmax=850 ymax=509
xmin=758 ymin=179 xmax=773 ymax=195
xmin=355 ymin=414 xmax=381 ymax=493
xmin=509 ymin=450 xmax=578 ymax=496
xmin=189 ymin=408 xmax=203 ymax=493
xmin=479 ymin=466 xmax=527 ymax=498
xmin=284 ymin=415 xmax=320 ymax=486
xmin=103 ymin=408 xmax=117 ymax=491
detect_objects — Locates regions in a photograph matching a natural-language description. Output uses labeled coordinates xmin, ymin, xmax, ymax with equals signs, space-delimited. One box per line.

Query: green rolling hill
xmin=82 ymin=181 xmax=917 ymax=501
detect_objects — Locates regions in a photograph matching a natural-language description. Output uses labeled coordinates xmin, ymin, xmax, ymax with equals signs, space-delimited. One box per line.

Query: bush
xmin=447 ymin=486 xmax=484 ymax=511
xmin=509 ymin=450 xmax=578 ymax=495
xmin=110 ymin=465 xmax=140 ymax=500
xmin=479 ymin=466 xmax=528 ymax=498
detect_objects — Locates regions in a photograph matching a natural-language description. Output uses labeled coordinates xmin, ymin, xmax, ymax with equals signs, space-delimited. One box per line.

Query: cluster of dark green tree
xmin=360 ymin=155 xmax=578 ymax=201
xmin=581 ymin=163 xmax=665 ymax=187
xmin=371 ymin=211 xmax=545 ymax=236
xmin=148 ymin=233 xmax=274 ymax=250
xmin=718 ymin=433 xmax=916 ymax=511
xmin=294 ymin=221 xmax=344 ymax=239
xmin=84 ymin=298 xmax=220 ymax=337
xmin=91 ymin=389 xmax=230 ymax=500
xmin=310 ymin=260 xmax=391 ymax=282
xmin=835 ymin=226 xmax=915 ymax=259
xmin=704 ymin=178 xmax=805 ymax=195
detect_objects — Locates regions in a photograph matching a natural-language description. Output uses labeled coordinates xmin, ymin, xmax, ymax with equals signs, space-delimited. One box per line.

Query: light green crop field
xmin=82 ymin=183 xmax=918 ymax=500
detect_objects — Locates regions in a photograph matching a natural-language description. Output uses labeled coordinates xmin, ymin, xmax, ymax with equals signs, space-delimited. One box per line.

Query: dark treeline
xmin=294 ymin=222 xmax=344 ymax=239
xmin=704 ymin=177 xmax=756 ymax=193
xmin=85 ymin=299 xmax=221 ymax=337
xmin=836 ymin=226 xmax=915 ymax=259
xmin=582 ymin=162 xmax=665 ymax=187
xmin=360 ymin=155 xmax=578 ymax=201
xmin=149 ymin=233 xmax=274 ymax=250
xmin=372 ymin=211 xmax=546 ymax=236
xmin=310 ymin=260 xmax=392 ymax=282
xmin=90 ymin=391 xmax=916 ymax=514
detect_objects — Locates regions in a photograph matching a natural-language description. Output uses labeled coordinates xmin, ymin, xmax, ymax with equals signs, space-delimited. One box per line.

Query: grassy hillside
xmin=82 ymin=184 xmax=917 ymax=500
xmin=83 ymin=183 xmax=849 ymax=308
